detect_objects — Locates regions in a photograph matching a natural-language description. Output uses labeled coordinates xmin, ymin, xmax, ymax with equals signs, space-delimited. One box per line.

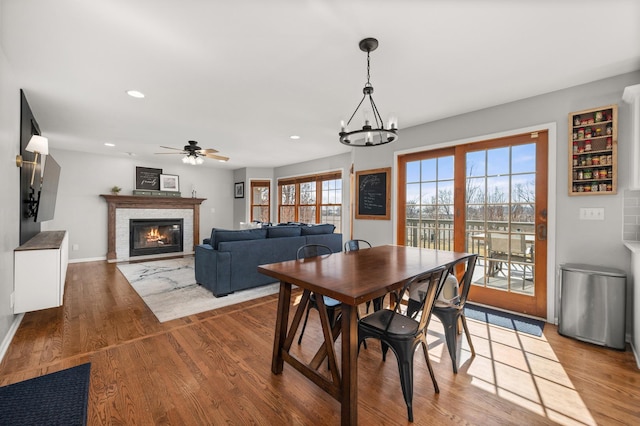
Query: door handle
xmin=537 ymin=224 xmax=547 ymax=241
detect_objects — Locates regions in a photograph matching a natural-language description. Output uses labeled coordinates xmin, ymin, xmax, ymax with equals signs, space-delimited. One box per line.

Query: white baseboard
xmin=69 ymin=256 xmax=107 ymax=264
xmin=631 ymin=341 xmax=640 ymax=370
xmin=0 ymin=313 xmax=24 ymax=364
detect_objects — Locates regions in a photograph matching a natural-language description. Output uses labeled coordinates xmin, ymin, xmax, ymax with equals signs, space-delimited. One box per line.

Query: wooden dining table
xmin=257 ymin=244 xmax=471 ymax=425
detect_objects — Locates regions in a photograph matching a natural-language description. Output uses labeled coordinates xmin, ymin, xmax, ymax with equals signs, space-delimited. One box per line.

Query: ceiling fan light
xmin=182 ymin=156 xmax=189 ymax=164
xmin=195 ymin=156 xmax=204 ymax=164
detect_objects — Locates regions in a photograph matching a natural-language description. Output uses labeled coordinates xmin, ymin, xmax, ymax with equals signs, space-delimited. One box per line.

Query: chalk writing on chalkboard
xmin=136 ymin=167 xmax=162 ymax=190
xmin=356 ymin=167 xmax=390 ymax=220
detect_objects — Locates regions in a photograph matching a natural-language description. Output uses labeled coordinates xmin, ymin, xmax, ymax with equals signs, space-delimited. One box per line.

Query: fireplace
xmin=129 ymin=219 xmax=184 ymax=257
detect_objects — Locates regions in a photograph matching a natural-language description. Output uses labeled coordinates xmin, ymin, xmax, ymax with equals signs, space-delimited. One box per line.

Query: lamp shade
xmin=26 ymin=135 xmax=49 ymax=155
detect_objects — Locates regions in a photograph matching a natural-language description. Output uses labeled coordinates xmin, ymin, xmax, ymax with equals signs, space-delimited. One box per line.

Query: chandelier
xmin=339 ymin=38 xmax=397 ymax=147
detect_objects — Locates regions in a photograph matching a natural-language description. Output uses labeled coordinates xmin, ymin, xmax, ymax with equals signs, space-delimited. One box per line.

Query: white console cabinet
xmin=14 ymin=230 xmax=68 ymax=313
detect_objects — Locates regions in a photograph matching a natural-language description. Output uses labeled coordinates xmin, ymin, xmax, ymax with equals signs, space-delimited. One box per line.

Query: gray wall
xmin=42 ymin=149 xmax=235 ymax=260
xmin=0 ymin=19 xmax=21 ymax=354
xmin=352 ymin=71 xmax=640 ymax=330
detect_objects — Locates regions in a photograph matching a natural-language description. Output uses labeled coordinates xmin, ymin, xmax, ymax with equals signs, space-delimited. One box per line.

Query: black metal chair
xmin=296 ymin=244 xmax=339 ymax=345
xmin=344 ymin=239 xmax=371 ymax=252
xmin=431 ymin=254 xmax=478 ymax=373
xmin=344 ymin=239 xmax=384 ymax=313
xmin=358 ymin=266 xmax=447 ymax=422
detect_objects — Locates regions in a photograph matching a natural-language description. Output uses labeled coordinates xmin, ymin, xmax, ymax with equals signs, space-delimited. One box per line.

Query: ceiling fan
xmin=156 ymin=140 xmax=229 ymax=164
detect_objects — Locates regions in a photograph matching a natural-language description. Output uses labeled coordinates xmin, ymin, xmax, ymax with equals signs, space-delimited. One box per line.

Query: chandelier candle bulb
xmin=388 ymin=116 xmax=398 ymax=130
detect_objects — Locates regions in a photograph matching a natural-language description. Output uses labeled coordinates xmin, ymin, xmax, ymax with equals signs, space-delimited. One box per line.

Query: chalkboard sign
xmin=135 ymin=167 xmax=162 ymax=190
xmin=356 ymin=167 xmax=390 ymax=220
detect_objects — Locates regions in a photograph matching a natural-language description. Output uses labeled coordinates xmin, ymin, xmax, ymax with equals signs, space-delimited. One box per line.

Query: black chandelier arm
xmin=345 ymin=94 xmax=367 ymax=127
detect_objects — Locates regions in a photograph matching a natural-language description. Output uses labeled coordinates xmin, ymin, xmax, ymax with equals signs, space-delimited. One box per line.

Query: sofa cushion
xmin=211 ymin=228 xmax=267 ymax=249
xmin=266 ymin=225 xmax=302 ymax=238
xmin=300 ymin=223 xmax=336 ymax=235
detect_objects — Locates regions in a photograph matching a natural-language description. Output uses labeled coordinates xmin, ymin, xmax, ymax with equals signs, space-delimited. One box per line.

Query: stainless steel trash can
xmin=559 ymin=263 xmax=626 ymax=350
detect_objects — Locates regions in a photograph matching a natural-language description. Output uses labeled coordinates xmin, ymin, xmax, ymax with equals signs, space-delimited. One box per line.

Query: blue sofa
xmin=195 ymin=224 xmax=342 ymax=297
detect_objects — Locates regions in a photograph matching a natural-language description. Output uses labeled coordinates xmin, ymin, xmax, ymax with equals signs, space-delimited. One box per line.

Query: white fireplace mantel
xmin=101 ymin=195 xmax=206 ymax=262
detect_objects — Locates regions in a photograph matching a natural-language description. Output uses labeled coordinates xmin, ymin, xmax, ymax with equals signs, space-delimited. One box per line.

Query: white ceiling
xmin=2 ymin=0 xmax=639 ymax=169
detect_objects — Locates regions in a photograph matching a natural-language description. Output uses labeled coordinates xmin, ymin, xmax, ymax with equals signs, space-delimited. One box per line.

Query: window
xmin=278 ymin=171 xmax=342 ymax=231
xmin=250 ymin=180 xmax=270 ymax=223
xmin=401 ymin=149 xmax=455 ymax=250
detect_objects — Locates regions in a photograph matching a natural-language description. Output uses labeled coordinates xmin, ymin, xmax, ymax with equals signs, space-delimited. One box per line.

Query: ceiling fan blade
xmin=198 ymin=148 xmax=219 ymax=154
xmin=205 ymin=153 xmax=229 ymax=162
xmin=154 ymin=152 xmax=184 ymax=155
xmin=159 ymin=146 xmax=185 ymax=151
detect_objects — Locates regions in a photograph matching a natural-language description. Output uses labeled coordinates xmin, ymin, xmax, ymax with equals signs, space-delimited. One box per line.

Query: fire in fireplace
xmin=129 ymin=219 xmax=184 ymax=257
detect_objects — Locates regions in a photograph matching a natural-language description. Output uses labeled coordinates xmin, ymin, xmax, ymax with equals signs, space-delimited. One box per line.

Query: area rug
xmin=464 ymin=303 xmax=545 ymax=337
xmin=117 ymin=257 xmax=280 ymax=322
xmin=0 ymin=363 xmax=91 ymax=426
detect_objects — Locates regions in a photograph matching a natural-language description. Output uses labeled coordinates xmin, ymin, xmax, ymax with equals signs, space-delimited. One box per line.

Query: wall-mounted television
xmin=35 ymin=154 xmax=61 ymax=222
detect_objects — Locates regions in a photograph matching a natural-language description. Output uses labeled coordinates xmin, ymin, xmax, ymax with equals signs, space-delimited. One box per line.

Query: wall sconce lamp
xmin=17 ymin=135 xmax=49 ymax=219
xmin=16 ymin=135 xmax=49 ymax=186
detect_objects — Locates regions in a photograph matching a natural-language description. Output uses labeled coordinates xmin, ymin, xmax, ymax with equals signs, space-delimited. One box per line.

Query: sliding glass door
xmin=398 ymin=131 xmax=548 ymax=317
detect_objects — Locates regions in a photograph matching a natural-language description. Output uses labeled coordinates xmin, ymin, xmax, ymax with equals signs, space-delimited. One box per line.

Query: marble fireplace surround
xmin=101 ymin=195 xmax=205 ymax=262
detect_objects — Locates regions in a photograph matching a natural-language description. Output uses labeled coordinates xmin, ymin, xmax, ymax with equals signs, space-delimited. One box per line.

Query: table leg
xmin=341 ymin=304 xmax=358 ymax=425
xmin=272 ymin=281 xmax=291 ymax=374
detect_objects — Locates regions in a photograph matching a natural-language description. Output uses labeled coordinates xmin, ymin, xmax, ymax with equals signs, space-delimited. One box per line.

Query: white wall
xmin=0 ymin=14 xmax=22 ymax=353
xmin=43 ymin=149 xmax=235 ymax=261
xmin=352 ymin=71 xmax=640 ymax=329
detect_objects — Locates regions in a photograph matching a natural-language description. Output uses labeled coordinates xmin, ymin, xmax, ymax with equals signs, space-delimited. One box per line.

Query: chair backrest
xmin=393 ymin=266 xmax=447 ymax=332
xmin=344 ymin=239 xmax=372 ymax=252
xmin=296 ymin=244 xmax=333 ymax=260
xmin=444 ymin=254 xmax=478 ymax=307
xmin=488 ymin=233 xmax=527 ymax=258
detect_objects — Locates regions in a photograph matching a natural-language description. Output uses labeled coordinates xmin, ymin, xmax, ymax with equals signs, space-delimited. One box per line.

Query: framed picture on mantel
xmin=135 ymin=167 xmax=162 ymax=190
xmin=160 ymin=174 xmax=180 ymax=192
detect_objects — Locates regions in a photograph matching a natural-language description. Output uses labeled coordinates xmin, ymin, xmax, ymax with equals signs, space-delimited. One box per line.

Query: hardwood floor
xmin=1 ymin=260 xmax=639 ymax=425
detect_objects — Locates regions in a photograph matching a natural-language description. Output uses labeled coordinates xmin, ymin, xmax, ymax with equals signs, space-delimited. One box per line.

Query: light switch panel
xmin=579 ymin=207 xmax=605 ymax=220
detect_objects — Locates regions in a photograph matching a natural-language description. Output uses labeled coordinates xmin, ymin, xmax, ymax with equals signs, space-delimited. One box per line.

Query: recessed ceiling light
xmin=104 ymin=143 xmax=115 ymax=147
xmin=290 ymin=135 xmax=300 ymax=140
xmin=126 ymin=90 xmax=145 ymax=98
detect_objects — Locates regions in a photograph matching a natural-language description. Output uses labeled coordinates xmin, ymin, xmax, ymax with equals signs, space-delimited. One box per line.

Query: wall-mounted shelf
xmin=568 ymin=105 xmax=618 ymax=195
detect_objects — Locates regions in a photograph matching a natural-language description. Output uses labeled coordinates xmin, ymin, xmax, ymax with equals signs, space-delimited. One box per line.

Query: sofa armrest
xmin=195 ymin=244 xmax=232 ymax=296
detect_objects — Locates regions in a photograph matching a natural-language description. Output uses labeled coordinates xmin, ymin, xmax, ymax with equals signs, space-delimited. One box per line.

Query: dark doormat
xmin=0 ymin=363 xmax=91 ymax=426
xmin=464 ymin=303 xmax=545 ymax=337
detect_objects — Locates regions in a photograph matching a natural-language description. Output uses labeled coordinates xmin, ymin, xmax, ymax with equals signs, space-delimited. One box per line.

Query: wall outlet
xmin=579 ymin=207 xmax=605 ymax=220
xmin=72 ymin=244 xmax=80 ymax=251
